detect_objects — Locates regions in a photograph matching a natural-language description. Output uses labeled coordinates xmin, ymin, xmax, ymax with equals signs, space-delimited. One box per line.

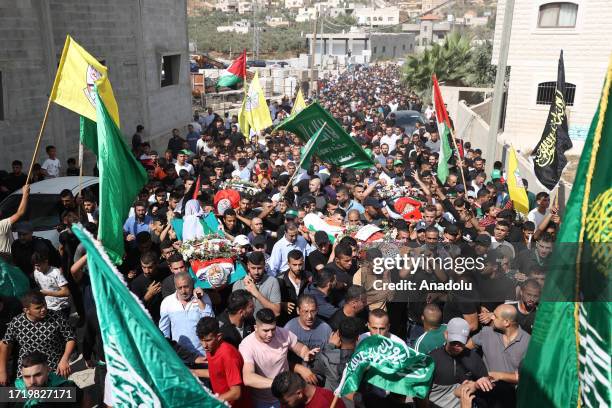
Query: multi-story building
xmin=285 ymin=0 xmax=305 ymax=9
xmin=354 ymin=6 xmax=400 ymax=27
xmin=402 ymin=14 xmax=452 ymax=48
xmin=0 ymin=0 xmax=192 ymax=170
xmin=398 ymin=0 xmax=424 ymax=18
xmin=492 ymin=0 xmax=612 ymax=152
xmin=421 ymin=0 xmax=446 ymax=13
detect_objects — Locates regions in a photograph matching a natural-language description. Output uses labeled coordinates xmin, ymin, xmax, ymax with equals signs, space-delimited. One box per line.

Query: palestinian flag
xmin=216 ymin=49 xmax=247 ymax=89
xmin=432 ymin=74 xmax=454 ymax=184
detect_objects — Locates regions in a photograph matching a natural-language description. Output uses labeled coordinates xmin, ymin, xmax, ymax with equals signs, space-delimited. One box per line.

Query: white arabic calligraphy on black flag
xmin=532 ymin=50 xmax=573 ymax=190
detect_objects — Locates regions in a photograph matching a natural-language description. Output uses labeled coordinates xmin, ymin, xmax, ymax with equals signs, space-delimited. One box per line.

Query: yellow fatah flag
xmin=507 ymin=146 xmax=530 ymax=214
xmin=291 ymin=88 xmax=307 ymax=115
xmin=238 ymin=71 xmax=272 ymax=136
xmin=49 ymin=35 xmax=120 ymax=127
xmin=238 ymin=96 xmax=250 ymax=140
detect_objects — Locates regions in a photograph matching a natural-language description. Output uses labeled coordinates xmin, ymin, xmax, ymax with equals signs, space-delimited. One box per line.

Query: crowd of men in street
xmin=0 ymin=64 xmax=560 ymax=408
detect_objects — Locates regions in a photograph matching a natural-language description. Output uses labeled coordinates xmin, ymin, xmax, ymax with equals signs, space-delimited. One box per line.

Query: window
xmin=538 ymin=2 xmax=578 ymax=28
xmin=402 ymin=44 xmax=406 ymax=51
xmin=388 ymin=17 xmax=393 ymax=21
xmin=536 ymin=81 xmax=576 ymax=106
xmin=423 ymin=25 xmax=428 ymax=32
xmin=0 ymin=71 xmax=4 ymax=121
xmin=382 ymin=46 xmax=386 ymax=53
xmin=161 ymin=54 xmax=181 ymax=87
xmin=373 ymin=46 xmax=378 ymax=54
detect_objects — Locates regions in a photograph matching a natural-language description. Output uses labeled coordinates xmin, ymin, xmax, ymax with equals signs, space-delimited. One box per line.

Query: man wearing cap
xmin=423 ymin=318 xmax=492 ymax=408
xmin=269 ymin=222 xmax=309 ymax=278
xmin=11 ymin=221 xmax=60 ymax=278
xmin=360 ymin=197 xmax=385 ymax=226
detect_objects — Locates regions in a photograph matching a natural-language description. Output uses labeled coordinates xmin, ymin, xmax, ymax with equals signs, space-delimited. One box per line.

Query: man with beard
xmin=159 ymin=273 xmax=214 ymax=357
xmin=421 ymin=318 xmax=492 ymax=408
xmin=217 ymin=290 xmax=256 ymax=348
xmin=129 ymin=252 xmax=169 ymax=323
xmin=233 ymin=252 xmax=281 ymax=316
xmin=467 ymin=305 xmax=531 ymax=407
xmin=277 ymin=250 xmax=310 ymax=325
xmin=505 ymin=279 xmax=541 ymax=334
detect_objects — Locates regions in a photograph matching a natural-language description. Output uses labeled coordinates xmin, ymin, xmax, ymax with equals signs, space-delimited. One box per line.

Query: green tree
xmin=402 ymin=31 xmax=472 ymax=94
xmin=466 ymin=41 xmax=497 ymax=86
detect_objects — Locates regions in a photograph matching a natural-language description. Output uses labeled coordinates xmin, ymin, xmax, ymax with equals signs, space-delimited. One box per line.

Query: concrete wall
xmin=0 ymin=0 xmax=191 ymax=173
xmin=370 ymin=33 xmax=416 ymax=59
xmin=439 ymin=85 xmax=493 ymax=122
xmin=492 ymin=0 xmax=611 ymax=154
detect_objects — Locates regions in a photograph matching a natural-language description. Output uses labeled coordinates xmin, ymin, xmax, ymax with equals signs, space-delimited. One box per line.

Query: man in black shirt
xmin=507 ymin=279 xmax=540 ymax=334
xmin=327 ymin=285 xmax=367 ymax=331
xmin=424 ymin=318 xmax=493 ymax=407
xmin=1 ymin=160 xmax=27 ymax=196
xmin=11 ymin=221 xmax=61 ymax=279
xmin=307 ymin=231 xmax=332 ymax=273
xmin=277 ymin=250 xmax=311 ymax=325
xmin=129 ymin=252 xmax=169 ymax=324
xmin=216 ymin=290 xmax=255 ymax=348
xmin=475 ymin=249 xmax=518 ymax=320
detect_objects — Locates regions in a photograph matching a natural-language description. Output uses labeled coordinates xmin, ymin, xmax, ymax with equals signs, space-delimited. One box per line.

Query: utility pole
xmin=319 ymin=12 xmax=325 ymax=69
xmin=487 ymin=0 xmax=515 ymax=175
xmin=309 ymin=11 xmax=319 ymax=98
xmin=252 ymin=1 xmax=256 ymax=60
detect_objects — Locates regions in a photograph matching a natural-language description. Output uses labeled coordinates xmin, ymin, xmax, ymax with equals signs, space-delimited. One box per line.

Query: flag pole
xmin=27 ymin=97 xmax=53 ymax=182
xmin=282 ymin=122 xmax=327 ymax=196
xmin=448 ymin=126 xmax=467 ymax=188
xmin=78 ymin=143 xmax=84 ymax=219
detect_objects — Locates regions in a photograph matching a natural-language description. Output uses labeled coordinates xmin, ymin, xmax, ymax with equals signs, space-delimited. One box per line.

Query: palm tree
xmin=402 ymin=32 xmax=473 ymax=95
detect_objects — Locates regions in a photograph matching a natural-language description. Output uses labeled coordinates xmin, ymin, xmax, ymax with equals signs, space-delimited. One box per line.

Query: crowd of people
xmin=0 ymin=64 xmax=561 ymax=408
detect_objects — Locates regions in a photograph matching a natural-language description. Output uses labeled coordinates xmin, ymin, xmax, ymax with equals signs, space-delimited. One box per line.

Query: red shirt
xmin=306 ymin=387 xmax=345 ymax=408
xmin=207 ymin=341 xmax=251 ymax=408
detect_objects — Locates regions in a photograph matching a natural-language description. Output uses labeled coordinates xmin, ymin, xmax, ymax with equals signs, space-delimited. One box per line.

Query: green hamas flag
xmin=275 ymin=102 xmax=375 ymax=169
xmin=80 ymin=87 xmax=147 ymax=264
xmin=336 ymin=335 xmax=434 ymax=399
xmin=0 ymin=258 xmax=30 ymax=298
xmin=517 ymin=57 xmax=612 ymax=407
xmin=71 ymin=224 xmax=226 ymax=407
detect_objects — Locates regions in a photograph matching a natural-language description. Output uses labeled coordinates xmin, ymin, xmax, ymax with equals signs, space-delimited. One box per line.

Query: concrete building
xmin=402 ymin=14 xmax=452 ymax=48
xmin=304 ymin=31 xmax=416 ymax=65
xmin=492 ymin=0 xmax=612 ymax=152
xmin=285 ymin=0 xmax=304 ymax=9
xmin=421 ymin=0 xmax=446 ymax=13
xmin=0 ymin=0 xmax=192 ymax=173
xmin=217 ymin=20 xmax=250 ymax=33
xmin=217 ymin=0 xmax=238 ymax=12
xmin=398 ymin=0 xmax=424 ymax=17
xmin=354 ymin=6 xmax=400 ymax=27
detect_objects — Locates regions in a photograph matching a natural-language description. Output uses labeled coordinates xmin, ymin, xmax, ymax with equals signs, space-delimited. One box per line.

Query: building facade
xmin=492 ymin=0 xmax=612 ymax=152
xmin=0 ymin=0 xmax=192 ymax=173
xmin=354 ymin=7 xmax=400 ymax=27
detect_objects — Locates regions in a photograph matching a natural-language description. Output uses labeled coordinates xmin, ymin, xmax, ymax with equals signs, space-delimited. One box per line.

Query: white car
xmin=0 ymin=176 xmax=99 ymax=248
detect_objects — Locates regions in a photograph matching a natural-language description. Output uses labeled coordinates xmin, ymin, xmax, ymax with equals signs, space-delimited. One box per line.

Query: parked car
xmin=0 ymin=176 xmax=99 ymax=248
xmin=390 ymin=110 xmax=427 ymax=135
xmin=246 ymin=60 xmax=267 ymax=68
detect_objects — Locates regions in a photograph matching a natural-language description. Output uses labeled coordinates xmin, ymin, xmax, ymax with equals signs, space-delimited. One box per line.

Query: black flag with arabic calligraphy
xmin=532 ymin=50 xmax=573 ymax=190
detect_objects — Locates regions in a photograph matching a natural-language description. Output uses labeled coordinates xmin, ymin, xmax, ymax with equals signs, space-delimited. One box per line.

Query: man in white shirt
xmin=32 ymin=251 xmax=70 ymax=315
xmin=269 ymin=223 xmax=309 ymax=277
xmin=41 ymin=146 xmax=61 ymax=178
xmin=174 ymin=150 xmax=194 ymax=176
xmin=379 ymin=128 xmax=400 ymax=153
xmin=159 ymin=272 xmax=214 ymax=356
xmin=358 ymin=308 xmax=405 ymax=345
xmin=527 ymin=192 xmax=550 ymax=229
xmin=202 ymin=108 xmax=216 ymax=130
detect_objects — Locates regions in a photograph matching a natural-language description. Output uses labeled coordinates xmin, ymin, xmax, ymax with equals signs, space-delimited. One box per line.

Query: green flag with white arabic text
xmin=275 ymin=102 xmax=374 ymax=169
xmin=80 ymin=88 xmax=148 ymax=264
xmin=72 ymin=224 xmax=225 ymax=408
xmin=336 ymin=335 xmax=434 ymax=399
